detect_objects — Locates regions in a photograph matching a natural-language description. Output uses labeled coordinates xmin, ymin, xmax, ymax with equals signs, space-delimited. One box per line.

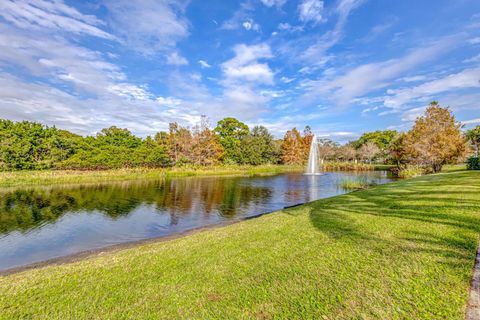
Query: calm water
xmin=0 ymin=171 xmax=394 ymax=270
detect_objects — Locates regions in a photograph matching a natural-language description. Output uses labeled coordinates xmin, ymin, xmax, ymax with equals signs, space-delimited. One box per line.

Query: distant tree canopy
xmin=351 ymin=130 xmax=398 ymax=150
xmin=214 ymin=117 xmax=249 ymax=164
xmin=466 ymin=125 xmax=480 ymax=156
xmin=0 ymin=120 xmax=75 ymax=170
xmin=0 ymin=103 xmax=472 ymax=172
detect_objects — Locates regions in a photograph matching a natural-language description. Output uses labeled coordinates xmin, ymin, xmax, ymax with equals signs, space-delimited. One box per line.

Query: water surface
xmin=0 ymin=171 xmax=394 ymax=270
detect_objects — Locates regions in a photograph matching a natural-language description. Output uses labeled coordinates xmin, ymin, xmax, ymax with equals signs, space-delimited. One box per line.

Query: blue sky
xmin=0 ymin=0 xmax=479 ymax=142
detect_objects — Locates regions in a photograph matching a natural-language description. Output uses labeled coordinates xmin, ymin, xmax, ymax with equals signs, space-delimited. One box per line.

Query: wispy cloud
xmin=462 ymin=118 xmax=480 ymax=125
xmin=198 ymin=60 xmax=211 ymax=68
xmin=104 ymin=0 xmax=189 ymax=56
xmin=260 ymin=0 xmax=287 ymax=8
xmin=360 ymin=18 xmax=398 ymax=42
xmin=0 ymin=0 xmax=114 ymax=40
xmin=298 ymin=0 xmax=325 ymax=25
xmin=300 ymin=0 xmax=366 ymax=62
xmin=221 ymin=1 xmax=255 ymax=31
xmin=384 ymin=67 xmax=480 ymax=110
xmin=303 ymin=35 xmax=461 ymax=106
xmin=166 ymin=51 xmax=189 ymax=65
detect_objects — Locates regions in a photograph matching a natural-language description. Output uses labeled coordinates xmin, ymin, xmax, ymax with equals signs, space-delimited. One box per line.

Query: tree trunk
xmin=432 ymin=163 xmax=442 ymax=173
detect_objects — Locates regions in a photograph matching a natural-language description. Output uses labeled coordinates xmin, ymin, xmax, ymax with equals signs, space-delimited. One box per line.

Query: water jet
xmin=305 ymin=135 xmax=321 ymax=175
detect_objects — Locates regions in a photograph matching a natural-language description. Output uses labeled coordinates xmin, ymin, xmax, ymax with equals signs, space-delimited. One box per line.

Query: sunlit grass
xmin=337 ymin=176 xmax=376 ymax=190
xmin=1 ymin=170 xmax=479 ymax=319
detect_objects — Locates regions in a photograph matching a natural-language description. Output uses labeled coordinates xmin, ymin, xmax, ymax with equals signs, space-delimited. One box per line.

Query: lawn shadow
xmin=304 ymin=171 xmax=480 ymax=270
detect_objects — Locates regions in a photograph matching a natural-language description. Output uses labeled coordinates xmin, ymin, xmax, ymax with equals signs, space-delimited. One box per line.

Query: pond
xmin=0 ymin=171 xmax=395 ymax=271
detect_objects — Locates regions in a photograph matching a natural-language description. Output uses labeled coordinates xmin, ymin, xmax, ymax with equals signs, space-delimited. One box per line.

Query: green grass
xmin=1 ymin=171 xmax=479 ymax=319
xmin=337 ymin=177 xmax=376 ymax=190
xmin=0 ymin=164 xmax=303 ymax=188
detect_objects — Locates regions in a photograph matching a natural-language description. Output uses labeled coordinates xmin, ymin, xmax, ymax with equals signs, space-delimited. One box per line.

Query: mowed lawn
xmin=1 ymin=171 xmax=479 ymax=319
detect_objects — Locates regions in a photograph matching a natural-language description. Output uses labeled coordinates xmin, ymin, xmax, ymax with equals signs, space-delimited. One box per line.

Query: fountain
xmin=305 ymin=135 xmax=321 ymax=175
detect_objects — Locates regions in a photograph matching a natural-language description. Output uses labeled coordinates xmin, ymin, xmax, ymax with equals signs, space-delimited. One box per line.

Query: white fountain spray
xmin=305 ymin=135 xmax=321 ymax=175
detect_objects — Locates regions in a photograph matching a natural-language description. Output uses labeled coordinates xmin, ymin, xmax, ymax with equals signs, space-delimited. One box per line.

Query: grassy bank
xmin=0 ymin=164 xmax=303 ymax=188
xmin=0 ymin=163 xmax=392 ymax=188
xmin=1 ymin=170 xmax=479 ymax=318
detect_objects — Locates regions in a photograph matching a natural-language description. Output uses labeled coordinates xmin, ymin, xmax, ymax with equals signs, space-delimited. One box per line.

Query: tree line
xmin=0 ymin=102 xmax=478 ymax=172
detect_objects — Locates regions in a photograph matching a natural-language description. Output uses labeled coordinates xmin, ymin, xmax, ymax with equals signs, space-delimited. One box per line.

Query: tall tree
xmin=214 ymin=118 xmax=249 ymax=164
xmin=302 ymin=125 xmax=314 ymax=162
xmin=404 ymin=101 xmax=466 ymax=172
xmin=280 ymin=128 xmax=304 ymax=164
xmin=317 ymin=138 xmax=338 ymax=161
xmin=357 ymin=142 xmax=380 ymax=162
xmin=191 ymin=117 xmax=224 ymax=166
xmin=240 ymin=126 xmax=277 ymax=165
xmin=388 ymin=133 xmax=410 ymax=167
xmin=168 ymin=123 xmax=193 ymax=165
xmin=337 ymin=144 xmax=357 ymax=162
xmin=466 ymin=125 xmax=480 ymax=156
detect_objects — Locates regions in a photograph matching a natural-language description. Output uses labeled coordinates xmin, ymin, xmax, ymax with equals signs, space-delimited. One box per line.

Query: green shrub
xmin=466 ymin=156 xmax=480 ymax=170
xmin=323 ymin=161 xmax=374 ymax=171
xmin=337 ymin=177 xmax=376 ymax=190
xmin=396 ymin=165 xmax=424 ymax=178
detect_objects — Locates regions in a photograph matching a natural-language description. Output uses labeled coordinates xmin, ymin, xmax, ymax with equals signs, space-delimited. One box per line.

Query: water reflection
xmin=0 ymin=171 xmax=393 ymax=270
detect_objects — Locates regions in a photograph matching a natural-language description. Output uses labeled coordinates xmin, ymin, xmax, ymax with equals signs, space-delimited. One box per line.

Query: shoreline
xmin=0 ymin=165 xmax=304 ymax=189
xmin=0 ymin=204 xmax=302 ymax=276
xmin=0 ymin=164 xmax=393 ymax=189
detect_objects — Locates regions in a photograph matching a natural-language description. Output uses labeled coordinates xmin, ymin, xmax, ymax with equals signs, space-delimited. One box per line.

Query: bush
xmin=466 ymin=156 xmax=480 ymax=170
xmin=322 ymin=161 xmax=374 ymax=171
xmin=337 ymin=177 xmax=376 ymax=190
xmin=394 ymin=165 xmax=424 ymax=179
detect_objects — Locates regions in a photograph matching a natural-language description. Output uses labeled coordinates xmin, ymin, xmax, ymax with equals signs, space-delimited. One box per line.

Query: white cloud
xmin=280 ymin=76 xmax=296 ymax=83
xmin=300 ymin=0 xmax=365 ymax=61
xmin=277 ymin=22 xmax=303 ymax=32
xmin=360 ymin=19 xmax=397 ymax=42
xmin=401 ymin=75 xmax=427 ymax=82
xmin=109 ymin=83 xmax=152 ymax=101
xmin=242 ymin=19 xmax=260 ymax=31
xmin=221 ymin=2 xmax=255 ymax=31
xmin=401 ymin=106 xmax=428 ymax=122
xmin=198 ymin=60 xmax=211 ymax=68
xmin=221 ymin=43 xmax=274 ymax=84
xmin=384 ymin=67 xmax=480 ymax=110
xmin=157 ymin=96 xmax=182 ymax=107
xmin=0 ymin=22 xmax=200 ymax=136
xmin=464 ymin=54 xmax=480 ymax=63
xmin=260 ymin=0 xmax=287 ymax=7
xmin=304 ymin=36 xmax=460 ymax=106
xmin=104 ymin=0 xmax=189 ymax=55
xmin=0 ymin=73 xmax=191 ymax=136
xmin=298 ymin=0 xmax=325 ymax=24
xmin=469 ymin=37 xmax=480 ymax=44
xmin=166 ymin=51 xmax=188 ymax=65
xmin=462 ymin=118 xmax=480 ymax=125
xmin=0 ymin=0 xmax=115 ymax=40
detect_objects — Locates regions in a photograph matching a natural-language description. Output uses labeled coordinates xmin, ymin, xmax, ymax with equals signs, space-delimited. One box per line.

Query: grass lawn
xmin=1 ymin=170 xmax=479 ymax=319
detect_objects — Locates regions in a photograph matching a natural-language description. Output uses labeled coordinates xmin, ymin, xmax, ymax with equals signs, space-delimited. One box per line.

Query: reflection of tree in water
xmin=283 ymin=174 xmax=307 ymax=204
xmin=0 ymin=177 xmax=272 ymax=234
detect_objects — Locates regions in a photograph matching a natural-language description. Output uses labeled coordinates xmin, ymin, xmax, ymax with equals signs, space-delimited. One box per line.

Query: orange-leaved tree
xmin=281 ymin=128 xmax=304 ymax=164
xmin=404 ymin=101 xmax=466 ymax=172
